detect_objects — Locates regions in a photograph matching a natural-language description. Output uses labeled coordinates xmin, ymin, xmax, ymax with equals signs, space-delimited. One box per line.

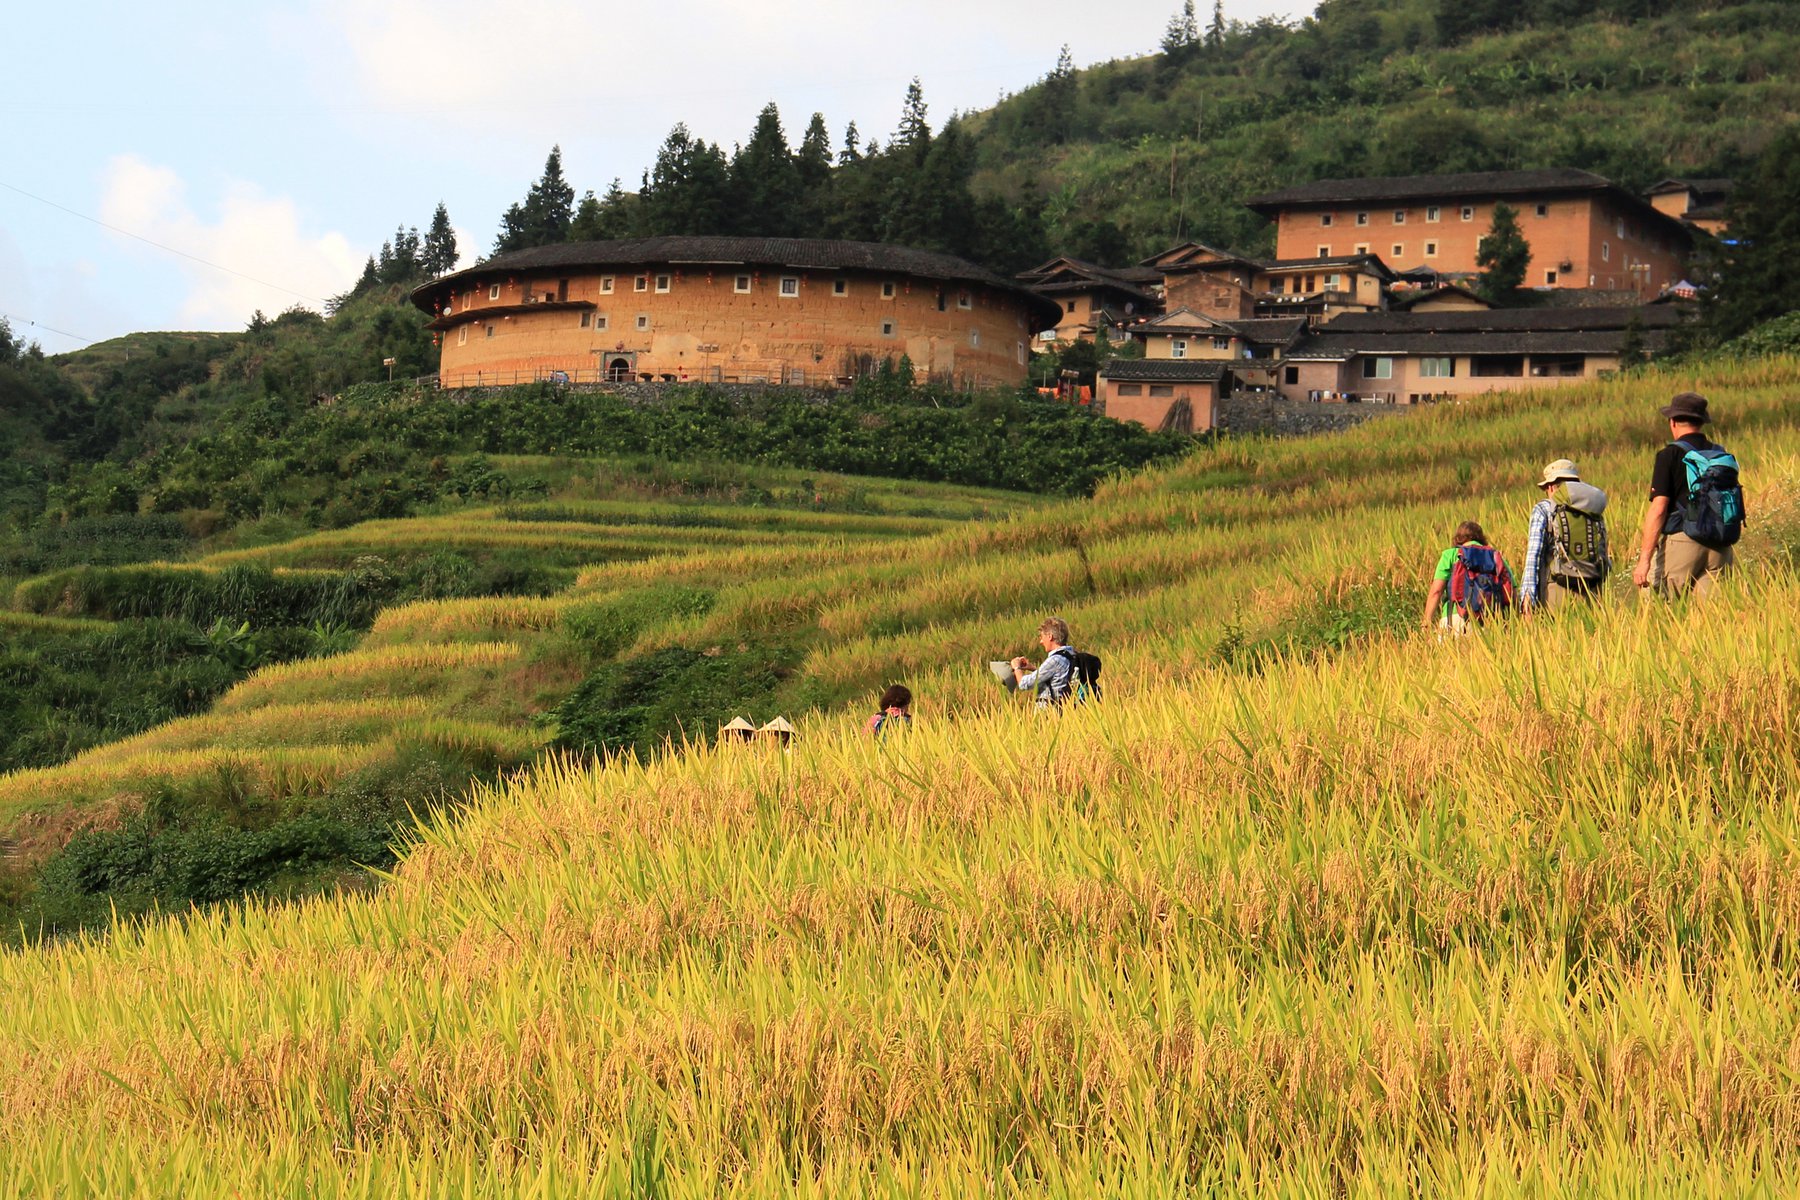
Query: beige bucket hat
xmin=1537 ymin=459 xmax=1581 ymax=488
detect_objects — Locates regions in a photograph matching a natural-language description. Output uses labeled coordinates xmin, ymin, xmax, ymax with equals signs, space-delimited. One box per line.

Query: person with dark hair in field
xmin=1011 ymin=616 xmax=1101 ymax=707
xmin=1633 ymin=392 xmax=1745 ymax=599
xmin=1520 ymin=459 xmax=1610 ymax=613
xmin=1421 ymin=520 xmax=1515 ymax=633
xmin=867 ymin=684 xmax=913 ymax=737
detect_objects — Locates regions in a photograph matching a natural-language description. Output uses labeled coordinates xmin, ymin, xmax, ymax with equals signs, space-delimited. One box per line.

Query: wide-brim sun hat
xmin=1659 ymin=391 xmax=1712 ymax=424
xmin=1537 ymin=458 xmax=1581 ymax=488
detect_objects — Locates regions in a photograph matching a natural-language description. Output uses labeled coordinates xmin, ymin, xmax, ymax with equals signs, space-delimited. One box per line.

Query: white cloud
xmin=97 ymin=154 xmax=363 ymax=328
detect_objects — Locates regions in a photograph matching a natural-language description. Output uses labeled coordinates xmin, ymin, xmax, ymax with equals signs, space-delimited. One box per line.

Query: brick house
xmin=1160 ymin=252 xmax=1395 ymax=321
xmin=1016 ymin=256 xmax=1164 ymax=345
xmin=1244 ymin=169 xmax=1693 ymax=299
xmin=1645 ymin=178 xmax=1734 ymax=237
xmin=1097 ymin=359 xmax=1227 ymax=432
xmin=1274 ymin=306 xmax=1689 ymax=405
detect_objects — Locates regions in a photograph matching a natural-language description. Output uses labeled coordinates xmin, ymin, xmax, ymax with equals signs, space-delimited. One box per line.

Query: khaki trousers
xmin=1541 ymin=577 xmax=1597 ymax=612
xmin=1650 ymin=532 xmax=1735 ymax=599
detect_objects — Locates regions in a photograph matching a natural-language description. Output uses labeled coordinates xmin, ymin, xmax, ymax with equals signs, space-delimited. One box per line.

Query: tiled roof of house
xmin=1166 ymin=252 xmax=1396 ymax=280
xmin=1289 ymin=331 xmax=1641 ymax=357
xmin=1645 ymin=178 xmax=1734 ymax=197
xmin=1316 ymin=306 xmax=1686 ymax=335
xmin=1227 ymin=317 xmax=1310 ymax=344
xmin=1283 ymin=305 xmax=1687 ymax=360
xmin=1390 ymin=284 xmax=1491 ymax=311
xmin=1099 ymin=359 xmax=1230 ymax=382
xmin=415 ymin=237 xmax=1062 ymax=325
xmin=1138 ymin=306 xmax=1232 ymax=331
xmin=1019 ymin=256 xmax=1161 ymax=305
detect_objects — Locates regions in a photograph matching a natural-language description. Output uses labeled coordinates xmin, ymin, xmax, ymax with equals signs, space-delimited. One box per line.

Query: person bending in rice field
xmin=1421 ymin=520 xmax=1516 ymax=634
xmin=867 ymin=684 xmax=913 ymax=737
xmin=1520 ymin=458 xmax=1611 ymax=614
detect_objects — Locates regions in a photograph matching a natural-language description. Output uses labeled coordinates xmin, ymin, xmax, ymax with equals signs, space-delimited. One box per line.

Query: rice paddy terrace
xmin=3 ymin=357 xmax=1800 ymax=1195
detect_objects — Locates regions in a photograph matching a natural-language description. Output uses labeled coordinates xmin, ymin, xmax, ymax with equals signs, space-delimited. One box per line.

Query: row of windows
xmin=1320 ymin=204 xmax=1476 ymax=228
xmin=1269 ymin=272 xmax=1346 ymax=294
xmin=1168 ymin=336 xmax=1234 ymax=358
xmin=1359 ymin=354 xmax=1587 ymax=380
xmin=1320 ymin=202 xmax=1568 ymax=229
xmin=461 ymin=276 xmax=972 ymax=307
xmin=1112 ymin=383 xmax=1179 ymax=398
xmin=460 ymin=315 xmax=1001 ymax=348
xmin=1317 ymin=243 xmax=1440 ymax=260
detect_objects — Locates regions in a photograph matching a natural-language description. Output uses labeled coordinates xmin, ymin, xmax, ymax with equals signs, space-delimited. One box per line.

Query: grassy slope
xmin=2 ymin=357 xmax=1799 ymax=1192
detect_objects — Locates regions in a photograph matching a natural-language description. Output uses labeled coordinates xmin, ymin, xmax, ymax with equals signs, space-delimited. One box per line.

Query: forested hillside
xmin=464 ymin=0 xmax=1797 ymax=274
xmin=968 ymin=0 xmax=1797 ymax=261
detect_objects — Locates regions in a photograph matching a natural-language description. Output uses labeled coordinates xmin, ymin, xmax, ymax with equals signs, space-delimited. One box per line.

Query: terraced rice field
xmin=2 ymin=359 xmax=1799 ymax=1194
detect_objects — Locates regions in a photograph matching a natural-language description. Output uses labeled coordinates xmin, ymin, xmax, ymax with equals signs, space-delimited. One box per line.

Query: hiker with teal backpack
xmin=1520 ymin=459 xmax=1611 ymax=613
xmin=1011 ymin=616 xmax=1102 ymax=708
xmin=1632 ymin=392 xmax=1745 ymax=599
xmin=1421 ymin=521 xmax=1516 ymax=634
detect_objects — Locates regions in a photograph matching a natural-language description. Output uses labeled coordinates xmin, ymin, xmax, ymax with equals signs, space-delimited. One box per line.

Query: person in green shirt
xmin=1421 ymin=520 xmax=1516 ymax=632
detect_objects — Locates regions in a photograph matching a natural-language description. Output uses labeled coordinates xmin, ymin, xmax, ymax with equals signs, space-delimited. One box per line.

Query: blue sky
xmin=1 ymin=1 xmax=1293 ymax=352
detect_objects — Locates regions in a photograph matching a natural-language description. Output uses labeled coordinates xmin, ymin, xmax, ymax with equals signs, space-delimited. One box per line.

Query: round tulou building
xmin=413 ymin=236 xmax=1062 ymax=389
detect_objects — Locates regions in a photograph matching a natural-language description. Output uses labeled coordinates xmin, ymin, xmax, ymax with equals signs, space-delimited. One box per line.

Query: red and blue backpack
xmin=1449 ymin=545 xmax=1514 ymax=623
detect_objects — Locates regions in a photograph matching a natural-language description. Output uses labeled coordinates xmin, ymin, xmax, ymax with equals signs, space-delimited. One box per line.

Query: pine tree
xmin=796 ymin=112 xmax=833 ymax=192
xmin=893 ymin=78 xmax=932 ymax=163
xmin=1476 ymin=202 xmax=1532 ymax=302
xmin=593 ymin=179 xmax=639 ymax=239
xmin=730 ymin=102 xmax=804 ymax=237
xmin=569 ymin=191 xmax=606 ymax=242
xmin=494 ymin=145 xmax=576 ymax=253
xmin=1035 ymin=45 xmax=1078 ymax=144
xmin=1208 ymin=0 xmax=1227 ymax=48
xmin=422 ymin=202 xmax=458 ymax=274
xmin=1162 ymin=1 xmax=1199 ymax=57
xmin=838 ymin=121 xmax=862 ymax=166
xmin=640 ymin=126 xmax=734 ymax=236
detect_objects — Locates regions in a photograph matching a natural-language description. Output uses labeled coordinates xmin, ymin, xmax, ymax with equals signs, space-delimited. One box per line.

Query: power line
xmin=0 ymin=178 xmax=326 ymax=305
xmin=0 ymin=310 xmax=95 ymax=346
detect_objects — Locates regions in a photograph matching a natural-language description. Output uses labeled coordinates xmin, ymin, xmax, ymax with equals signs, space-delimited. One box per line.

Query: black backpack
xmin=1043 ymin=646 xmax=1103 ymax=705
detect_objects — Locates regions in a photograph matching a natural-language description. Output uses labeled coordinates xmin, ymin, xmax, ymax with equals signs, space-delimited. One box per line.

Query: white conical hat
xmin=758 ymin=716 xmax=796 ymax=735
xmin=720 ymin=717 xmax=756 ymax=735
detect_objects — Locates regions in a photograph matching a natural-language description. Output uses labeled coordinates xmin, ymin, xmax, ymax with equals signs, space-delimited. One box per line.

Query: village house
xmin=1388 ymin=281 xmax=1492 ymax=313
xmin=1160 ymin=251 xmax=1395 ymax=321
xmin=1645 ymin=178 xmax=1734 ymax=237
xmin=1243 ymin=168 xmax=1694 ymax=300
xmin=1016 ymin=256 xmax=1164 ymax=345
xmin=1275 ymin=306 xmax=1689 ymax=405
xmin=413 ymin=236 xmax=1061 ymax=389
xmin=1096 ymin=310 xmax=1309 ymax=430
xmin=1095 ymin=359 xmax=1228 ymax=433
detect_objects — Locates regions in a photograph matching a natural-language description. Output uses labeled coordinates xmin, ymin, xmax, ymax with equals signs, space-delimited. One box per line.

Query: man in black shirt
xmin=1632 ymin=391 xmax=1735 ymax=597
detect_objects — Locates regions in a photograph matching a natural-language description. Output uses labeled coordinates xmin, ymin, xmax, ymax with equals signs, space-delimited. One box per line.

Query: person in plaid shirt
xmin=1520 ymin=459 xmax=1611 ymax=613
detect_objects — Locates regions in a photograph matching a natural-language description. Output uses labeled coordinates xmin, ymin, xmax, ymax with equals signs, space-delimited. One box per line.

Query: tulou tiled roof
xmin=414 ymin=236 xmax=1062 ymax=324
xmin=1099 ymin=359 xmax=1230 ymax=382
